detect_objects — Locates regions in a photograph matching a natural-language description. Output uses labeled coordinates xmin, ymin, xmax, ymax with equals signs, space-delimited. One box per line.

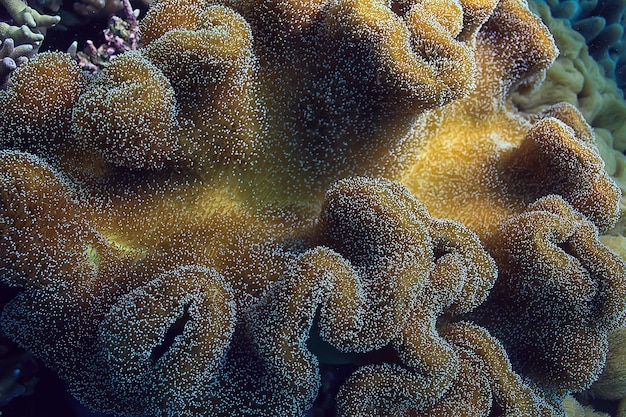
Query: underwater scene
xmin=1 ymin=0 xmax=626 ymax=416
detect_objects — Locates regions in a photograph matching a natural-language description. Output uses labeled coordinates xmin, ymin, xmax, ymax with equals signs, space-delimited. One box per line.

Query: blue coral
xmin=537 ymin=0 xmax=626 ymax=88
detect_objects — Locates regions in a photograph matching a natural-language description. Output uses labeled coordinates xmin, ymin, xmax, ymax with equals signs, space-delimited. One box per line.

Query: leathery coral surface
xmin=0 ymin=0 xmax=625 ymax=415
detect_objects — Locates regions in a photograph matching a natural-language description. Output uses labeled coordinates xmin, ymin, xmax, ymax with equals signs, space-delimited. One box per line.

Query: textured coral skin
xmin=471 ymin=196 xmax=626 ymax=393
xmin=0 ymin=0 xmax=625 ymax=416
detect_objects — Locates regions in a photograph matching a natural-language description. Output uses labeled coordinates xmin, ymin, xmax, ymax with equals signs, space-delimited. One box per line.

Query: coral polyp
xmin=0 ymin=0 xmax=625 ymax=416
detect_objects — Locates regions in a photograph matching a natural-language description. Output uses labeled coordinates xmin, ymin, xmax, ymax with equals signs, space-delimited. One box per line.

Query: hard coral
xmin=0 ymin=0 xmax=60 ymax=47
xmin=0 ymin=37 xmax=34 ymax=88
xmin=0 ymin=0 xmax=60 ymax=87
xmin=0 ymin=0 xmax=624 ymax=416
xmin=542 ymin=0 xmax=626 ymax=89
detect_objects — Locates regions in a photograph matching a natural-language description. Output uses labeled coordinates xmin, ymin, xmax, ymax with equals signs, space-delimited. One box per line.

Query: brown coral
xmin=98 ymin=265 xmax=236 ymax=416
xmin=0 ymin=53 xmax=87 ymax=153
xmin=416 ymin=322 xmax=556 ymax=416
xmin=504 ymin=105 xmax=621 ymax=232
xmin=400 ymin=0 xmax=619 ymax=238
xmin=471 ymin=196 xmax=626 ymax=392
xmin=588 ymin=326 xmax=626 ymax=401
xmin=0 ymin=150 xmax=101 ymax=289
xmin=71 ymin=52 xmax=181 ymax=170
xmin=252 ymin=177 xmax=498 ymax=416
xmin=0 ymin=0 xmax=624 ymax=415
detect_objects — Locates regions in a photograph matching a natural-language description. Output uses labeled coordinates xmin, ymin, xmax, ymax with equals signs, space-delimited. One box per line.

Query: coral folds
xmin=0 ymin=0 xmax=624 ymax=416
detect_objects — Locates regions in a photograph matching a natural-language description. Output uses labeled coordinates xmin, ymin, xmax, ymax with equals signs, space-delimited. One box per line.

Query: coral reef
xmin=0 ymin=37 xmax=33 ymax=87
xmin=514 ymin=0 xmax=626 ymax=239
xmin=536 ymin=0 xmax=626 ymax=89
xmin=0 ymin=0 xmax=625 ymax=416
xmin=471 ymin=195 xmax=626 ymax=393
xmin=0 ymin=0 xmax=60 ymax=46
xmin=73 ymin=0 xmax=140 ymax=72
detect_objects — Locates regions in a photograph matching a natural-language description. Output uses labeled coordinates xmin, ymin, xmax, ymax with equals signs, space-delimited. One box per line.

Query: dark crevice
xmin=149 ymin=303 xmax=191 ymax=365
xmin=488 ymin=401 xmax=504 ymax=416
xmin=557 ymin=239 xmax=578 ymax=259
xmin=0 ymin=280 xmax=21 ymax=311
xmin=432 ymin=238 xmax=453 ymax=262
xmin=305 ymin=362 xmax=358 ymax=417
xmin=575 ymin=392 xmax=620 ymax=416
xmin=433 ymin=247 xmax=451 ymax=262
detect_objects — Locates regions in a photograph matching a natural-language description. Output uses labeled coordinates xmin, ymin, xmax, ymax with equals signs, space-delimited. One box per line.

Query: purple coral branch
xmin=74 ymin=0 xmax=140 ymax=72
xmin=0 ymin=37 xmax=33 ymax=88
xmin=122 ymin=0 xmax=136 ymax=23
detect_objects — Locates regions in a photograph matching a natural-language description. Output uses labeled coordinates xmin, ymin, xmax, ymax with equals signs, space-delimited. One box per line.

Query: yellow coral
xmin=0 ymin=0 xmax=623 ymax=415
xmin=0 ymin=150 xmax=101 ymax=289
xmin=514 ymin=0 xmax=626 ymax=238
xmin=400 ymin=0 xmax=619 ymax=237
xmin=251 ymin=178 xmax=497 ymax=416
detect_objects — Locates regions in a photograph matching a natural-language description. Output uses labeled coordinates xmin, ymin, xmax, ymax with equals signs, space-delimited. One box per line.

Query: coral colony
xmin=0 ymin=0 xmax=60 ymax=87
xmin=1 ymin=0 xmax=626 ymax=416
